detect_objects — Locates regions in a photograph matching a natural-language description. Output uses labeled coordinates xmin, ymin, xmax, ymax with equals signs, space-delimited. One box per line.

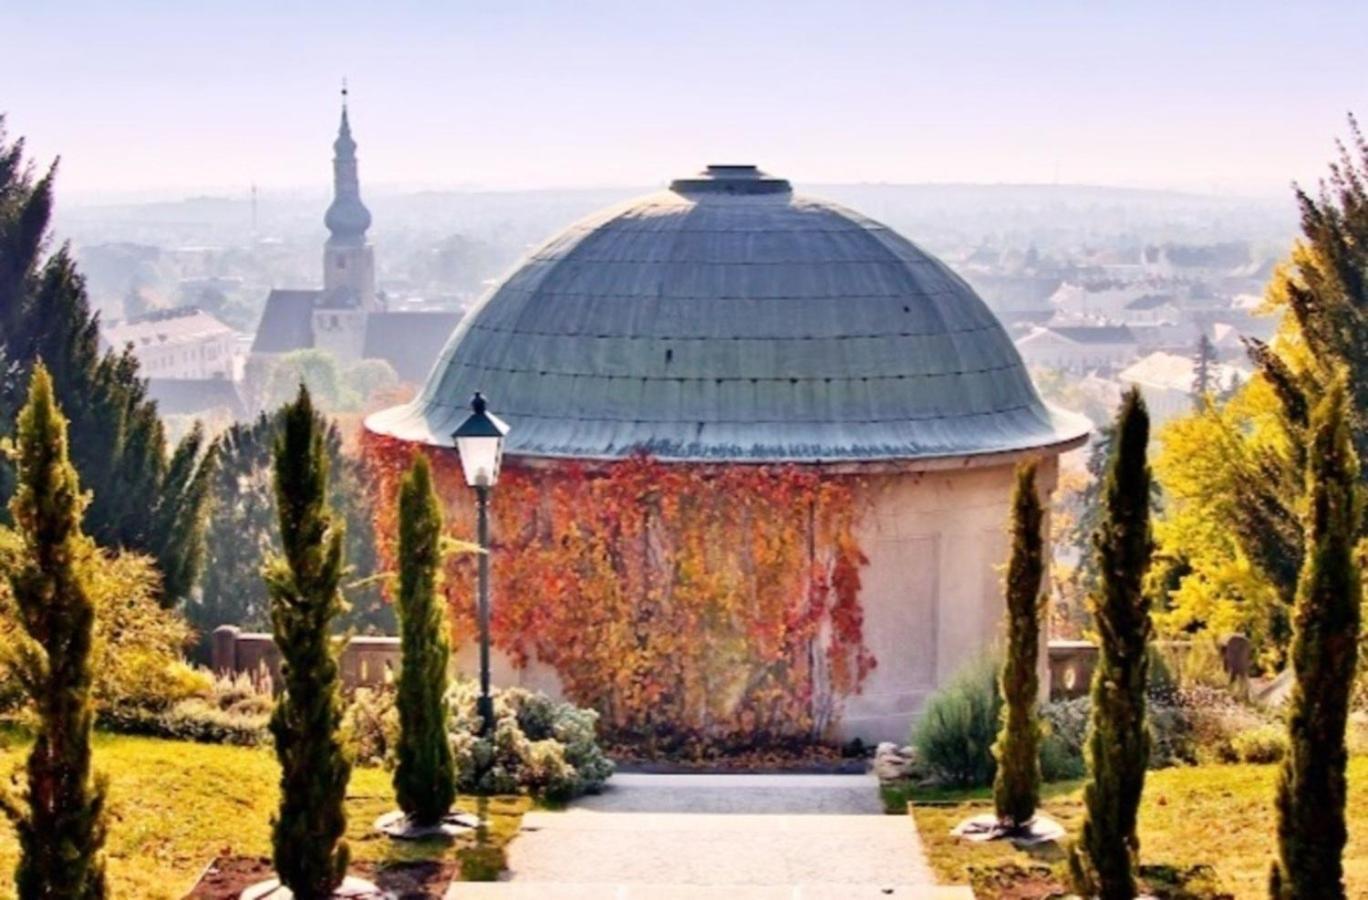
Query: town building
xmin=1014 ymin=323 xmax=1139 ymax=373
xmin=366 ymin=164 xmax=1091 ymax=744
xmin=1119 ymin=350 xmax=1249 ymax=426
xmin=102 ymin=306 xmax=238 ymax=380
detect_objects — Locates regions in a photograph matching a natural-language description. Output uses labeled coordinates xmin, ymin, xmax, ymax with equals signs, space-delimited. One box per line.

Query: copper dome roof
xmin=366 ymin=165 xmax=1088 ymax=463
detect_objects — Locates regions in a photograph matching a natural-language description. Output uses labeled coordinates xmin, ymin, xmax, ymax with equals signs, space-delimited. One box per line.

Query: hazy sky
xmin=3 ymin=1 xmax=1365 ymax=200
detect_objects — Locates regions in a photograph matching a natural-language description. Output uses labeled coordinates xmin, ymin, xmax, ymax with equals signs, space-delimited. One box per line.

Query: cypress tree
xmin=264 ymin=385 xmax=351 ymax=898
xmin=1069 ymin=387 xmax=1153 ymax=900
xmin=0 ymin=364 xmax=108 ymax=899
xmin=393 ymin=453 xmax=457 ymax=826
xmin=1191 ymin=333 xmax=1215 ymax=408
xmin=0 ymin=118 xmax=214 ymax=607
xmin=992 ymin=460 xmax=1045 ymax=829
xmin=1270 ymin=376 xmax=1361 ymax=899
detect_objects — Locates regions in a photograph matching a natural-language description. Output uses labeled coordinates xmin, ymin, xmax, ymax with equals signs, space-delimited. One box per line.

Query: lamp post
xmin=452 ymin=391 xmax=509 ymax=737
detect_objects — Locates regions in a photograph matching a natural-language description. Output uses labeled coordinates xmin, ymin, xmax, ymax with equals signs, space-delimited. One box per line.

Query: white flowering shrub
xmin=449 ymin=683 xmax=614 ymax=802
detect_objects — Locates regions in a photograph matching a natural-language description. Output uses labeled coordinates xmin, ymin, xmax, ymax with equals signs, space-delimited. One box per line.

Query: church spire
xmin=324 ymin=79 xmax=370 ymax=246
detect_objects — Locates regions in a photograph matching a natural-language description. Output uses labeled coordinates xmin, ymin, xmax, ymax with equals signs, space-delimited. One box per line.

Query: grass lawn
xmin=904 ymin=757 xmax=1368 ymax=899
xmin=0 ymin=729 xmax=530 ymax=900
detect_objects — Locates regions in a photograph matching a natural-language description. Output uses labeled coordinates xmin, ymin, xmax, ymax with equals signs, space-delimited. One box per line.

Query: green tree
xmin=1064 ymin=424 xmax=1113 ymax=602
xmin=264 ymin=386 xmax=351 ymax=897
xmin=192 ymin=411 xmax=389 ymax=658
xmin=1070 ymin=387 xmax=1154 ymax=900
xmin=0 ymin=118 xmax=214 ymax=607
xmin=1270 ymin=376 xmax=1362 ymax=899
xmin=1148 ymin=119 xmax=1368 ymax=669
xmin=1191 ymin=333 xmax=1216 ymax=407
xmin=393 ymin=453 xmax=457 ymax=826
xmin=265 ymin=348 xmax=357 ymax=412
xmin=992 ymin=461 xmax=1045 ymax=829
xmin=0 ymin=364 xmax=108 ymax=899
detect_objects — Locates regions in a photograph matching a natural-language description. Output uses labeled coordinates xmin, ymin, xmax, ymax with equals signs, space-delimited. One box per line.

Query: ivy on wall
xmin=364 ymin=434 xmax=875 ymax=755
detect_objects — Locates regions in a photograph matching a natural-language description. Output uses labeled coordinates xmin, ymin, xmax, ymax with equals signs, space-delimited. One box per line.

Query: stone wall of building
xmin=840 ymin=456 xmax=1059 ymax=744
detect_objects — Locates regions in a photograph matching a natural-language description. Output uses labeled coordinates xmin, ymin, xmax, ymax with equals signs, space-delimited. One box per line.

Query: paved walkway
xmin=448 ymin=773 xmax=969 ymax=899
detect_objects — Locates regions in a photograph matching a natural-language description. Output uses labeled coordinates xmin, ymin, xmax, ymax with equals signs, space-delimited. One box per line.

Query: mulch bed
xmin=610 ymin=744 xmax=869 ymax=775
xmin=967 ymin=863 xmax=1066 ymax=900
xmin=185 ymin=856 xmax=459 ymax=899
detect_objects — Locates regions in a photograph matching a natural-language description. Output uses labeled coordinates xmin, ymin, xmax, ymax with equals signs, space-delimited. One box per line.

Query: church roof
xmin=367 ymin=165 xmax=1089 ymax=464
xmin=251 ymin=289 xmax=318 ymax=354
xmin=363 ymin=311 xmax=464 ymax=382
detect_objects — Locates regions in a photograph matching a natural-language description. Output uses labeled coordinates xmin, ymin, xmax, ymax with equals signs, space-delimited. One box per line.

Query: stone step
xmin=446 ymin=883 xmax=974 ymax=899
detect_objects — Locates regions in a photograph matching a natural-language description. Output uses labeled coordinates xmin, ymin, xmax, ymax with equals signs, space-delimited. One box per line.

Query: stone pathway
xmin=447 ymin=773 xmax=970 ymax=899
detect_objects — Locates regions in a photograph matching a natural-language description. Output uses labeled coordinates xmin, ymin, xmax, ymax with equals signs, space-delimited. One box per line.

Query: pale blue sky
xmin=3 ymin=1 xmax=1364 ymax=198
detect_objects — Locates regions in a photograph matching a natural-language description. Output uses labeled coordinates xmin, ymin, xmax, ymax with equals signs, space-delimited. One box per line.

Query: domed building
xmin=366 ymin=165 xmax=1088 ymax=745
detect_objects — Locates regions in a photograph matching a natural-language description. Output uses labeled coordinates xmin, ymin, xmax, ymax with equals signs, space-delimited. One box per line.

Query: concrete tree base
xmin=950 ymin=813 xmax=1066 ymax=846
xmin=374 ymin=809 xmax=480 ymax=840
xmin=241 ymin=876 xmax=394 ymax=899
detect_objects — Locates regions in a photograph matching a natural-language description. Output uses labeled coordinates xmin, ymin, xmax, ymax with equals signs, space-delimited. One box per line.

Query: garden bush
xmin=1037 ymin=683 xmax=1274 ymax=775
xmin=1 ymin=548 xmax=209 ymax=721
xmin=342 ymin=685 xmax=399 ymax=766
xmin=1039 ymin=698 xmax=1089 ymax=781
xmin=339 ymin=681 xmax=613 ymax=802
xmin=450 ymin=683 xmax=614 ymax=802
xmin=913 ymin=657 xmax=1002 ymax=787
xmin=1228 ymin=724 xmax=1288 ymax=764
xmin=100 ymin=670 xmax=274 ymax=745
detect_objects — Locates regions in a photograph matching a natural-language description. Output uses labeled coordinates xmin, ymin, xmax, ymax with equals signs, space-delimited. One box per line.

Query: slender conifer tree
xmin=992 ymin=460 xmax=1046 ymax=829
xmin=264 ymin=385 xmax=351 ymax=898
xmin=393 ymin=452 xmax=457 ymax=826
xmin=1070 ymin=387 xmax=1153 ymax=900
xmin=0 ymin=364 xmax=108 ymax=899
xmin=1271 ymin=376 xmax=1361 ymax=899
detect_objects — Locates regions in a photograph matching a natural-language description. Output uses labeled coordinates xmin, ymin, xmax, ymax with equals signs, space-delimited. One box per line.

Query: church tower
xmin=315 ymin=85 xmax=377 ymax=361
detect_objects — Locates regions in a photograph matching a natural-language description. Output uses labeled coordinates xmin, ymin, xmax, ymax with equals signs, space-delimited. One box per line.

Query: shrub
xmin=1 ymin=543 xmax=207 ymax=721
xmin=342 ymin=686 xmax=399 ymax=767
xmin=1039 ymin=684 xmax=1272 ymax=774
xmin=1152 ymin=637 xmax=1231 ymax=693
xmin=1229 ymin=724 xmax=1288 ymax=764
xmin=101 ymin=698 xmax=268 ymax=746
xmin=99 ymin=670 xmax=273 ymax=745
xmin=1039 ymin=698 xmax=1089 ymax=781
xmin=913 ymin=657 xmax=1002 ymax=788
xmin=449 ymin=683 xmax=613 ymax=802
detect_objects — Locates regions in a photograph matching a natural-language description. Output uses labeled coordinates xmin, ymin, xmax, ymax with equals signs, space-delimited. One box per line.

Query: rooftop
xmin=103 ymin=306 xmax=236 ymax=349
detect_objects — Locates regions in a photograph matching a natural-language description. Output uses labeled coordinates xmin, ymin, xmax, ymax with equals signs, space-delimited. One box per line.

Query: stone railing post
xmin=211 ymin=625 xmax=241 ymax=675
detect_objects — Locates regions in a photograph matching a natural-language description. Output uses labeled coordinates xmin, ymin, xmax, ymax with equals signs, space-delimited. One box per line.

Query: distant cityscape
xmin=71 ymin=98 xmax=1296 ymax=440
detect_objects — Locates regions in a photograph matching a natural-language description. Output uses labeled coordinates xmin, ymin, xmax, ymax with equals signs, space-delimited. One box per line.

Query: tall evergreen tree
xmin=992 ymin=461 xmax=1045 ymax=829
xmin=0 ymin=364 xmax=108 ymax=899
xmin=393 ymin=453 xmax=457 ymax=826
xmin=264 ymin=386 xmax=351 ymax=898
xmin=1270 ymin=376 xmax=1361 ymax=899
xmin=0 ymin=118 xmax=213 ymax=607
xmin=1070 ymin=387 xmax=1154 ymax=900
xmin=1228 ymin=117 xmax=1368 ymax=615
xmin=1191 ymin=333 xmax=1215 ymax=407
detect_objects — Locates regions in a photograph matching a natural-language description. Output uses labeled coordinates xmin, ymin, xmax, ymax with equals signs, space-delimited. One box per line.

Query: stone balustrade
xmin=1047 ymin=633 xmax=1252 ymax=701
xmin=210 ymin=625 xmax=400 ymax=692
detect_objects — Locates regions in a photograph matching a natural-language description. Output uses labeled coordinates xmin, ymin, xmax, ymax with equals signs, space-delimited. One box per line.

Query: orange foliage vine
xmin=363 ymin=433 xmax=875 ymax=754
